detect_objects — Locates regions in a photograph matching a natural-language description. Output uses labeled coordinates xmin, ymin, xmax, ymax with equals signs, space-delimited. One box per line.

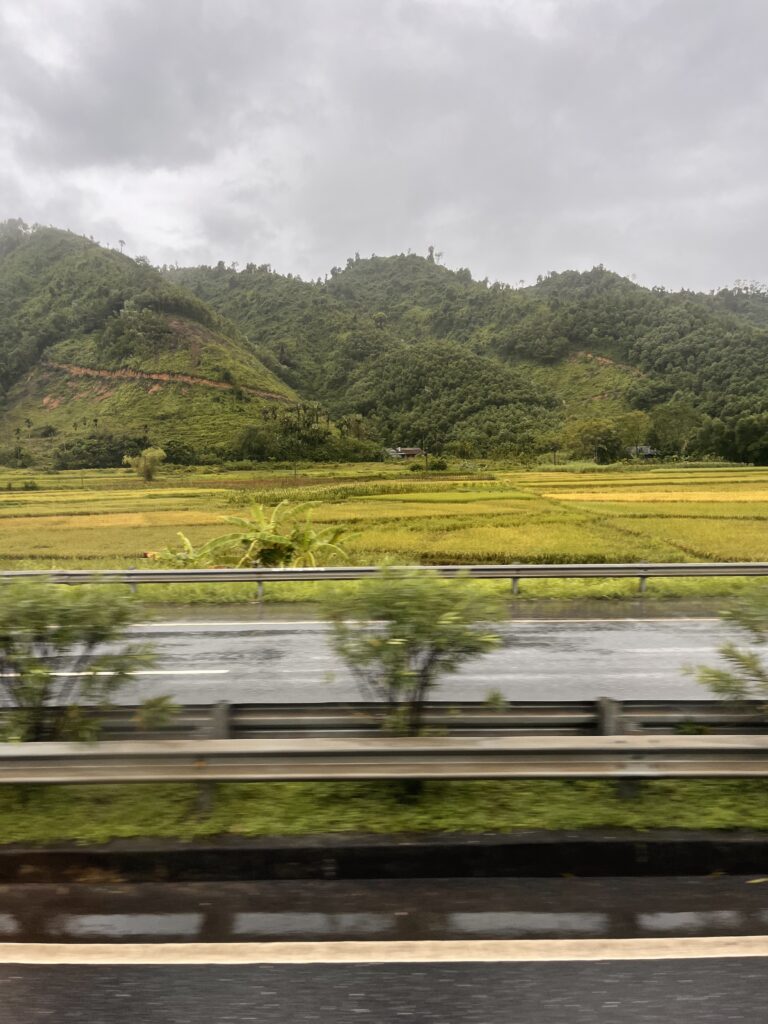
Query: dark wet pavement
xmin=2 ymin=876 xmax=767 ymax=943
xmin=3 ymin=960 xmax=766 ymax=1024
xmin=118 ymin=615 xmax=730 ymax=704
xmin=150 ymin=599 xmax=730 ymax=623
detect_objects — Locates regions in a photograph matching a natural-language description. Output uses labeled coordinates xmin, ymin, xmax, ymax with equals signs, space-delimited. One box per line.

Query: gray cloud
xmin=1 ymin=0 xmax=767 ymax=289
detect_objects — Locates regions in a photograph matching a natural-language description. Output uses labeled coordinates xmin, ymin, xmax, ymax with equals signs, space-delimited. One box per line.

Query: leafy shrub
xmin=324 ymin=568 xmax=502 ymax=735
xmin=0 ymin=580 xmax=168 ymax=742
xmin=123 ymin=446 xmax=166 ymax=482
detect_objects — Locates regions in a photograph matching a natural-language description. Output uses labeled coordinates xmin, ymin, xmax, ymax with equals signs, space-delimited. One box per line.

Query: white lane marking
xmin=617 ymin=648 xmax=712 ymax=654
xmin=136 ymin=617 xmax=721 ymax=628
xmin=435 ymin=672 xmax=700 ymax=680
xmin=507 ymin=618 xmax=721 ymax=625
xmin=1 ymin=936 xmax=767 ymax=964
xmin=126 ymin=670 xmax=230 ymax=676
xmin=136 ymin=622 xmax=334 ymax=629
xmin=0 ymin=670 xmax=229 ymax=678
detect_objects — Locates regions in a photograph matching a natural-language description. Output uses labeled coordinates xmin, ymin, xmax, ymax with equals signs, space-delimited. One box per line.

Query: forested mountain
xmin=168 ymin=254 xmax=768 ymax=463
xmin=2 ymin=220 xmax=768 ymax=467
xmin=0 ymin=222 xmax=323 ymax=467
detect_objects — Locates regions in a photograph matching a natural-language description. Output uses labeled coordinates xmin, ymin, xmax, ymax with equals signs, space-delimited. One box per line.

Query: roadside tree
xmin=0 ymin=580 xmax=166 ymax=742
xmin=693 ymin=588 xmax=768 ymax=703
xmin=324 ymin=568 xmax=502 ymax=736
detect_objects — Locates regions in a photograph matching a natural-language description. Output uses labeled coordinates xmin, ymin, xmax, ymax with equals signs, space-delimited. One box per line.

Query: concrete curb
xmin=1 ymin=830 xmax=767 ymax=882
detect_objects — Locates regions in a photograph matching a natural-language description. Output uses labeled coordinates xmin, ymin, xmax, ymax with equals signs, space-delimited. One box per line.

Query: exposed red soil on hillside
xmin=43 ymin=362 xmax=294 ymax=403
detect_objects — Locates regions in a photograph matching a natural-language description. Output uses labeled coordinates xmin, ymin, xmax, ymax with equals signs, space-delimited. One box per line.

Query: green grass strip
xmin=2 ymin=779 xmax=768 ymax=845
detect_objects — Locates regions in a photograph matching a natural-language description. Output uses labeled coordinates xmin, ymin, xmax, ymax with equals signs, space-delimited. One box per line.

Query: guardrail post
xmin=638 ymin=575 xmax=647 ymax=595
xmin=596 ymin=697 xmax=623 ymax=735
xmin=511 ymin=577 xmax=520 ymax=596
xmin=128 ymin=567 xmax=137 ymax=595
xmin=208 ymin=702 xmax=231 ymax=739
xmin=198 ymin=702 xmax=231 ymax=816
xmin=256 ymin=581 xmax=265 ymax=603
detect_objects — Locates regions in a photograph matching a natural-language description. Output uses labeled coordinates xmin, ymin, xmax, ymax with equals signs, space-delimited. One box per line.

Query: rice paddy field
xmin=1 ymin=461 xmax=767 ymax=603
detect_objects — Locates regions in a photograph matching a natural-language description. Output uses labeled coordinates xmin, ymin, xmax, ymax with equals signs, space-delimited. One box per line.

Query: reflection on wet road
xmin=2 ymin=876 xmax=767 ymax=943
xmin=118 ymin=615 xmax=730 ymax=704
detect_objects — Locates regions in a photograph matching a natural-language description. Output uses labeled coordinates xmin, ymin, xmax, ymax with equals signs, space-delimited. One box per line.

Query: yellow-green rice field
xmin=1 ymin=461 xmax=768 ymax=602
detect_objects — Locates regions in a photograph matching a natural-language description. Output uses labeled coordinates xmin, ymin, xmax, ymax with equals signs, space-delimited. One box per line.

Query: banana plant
xmin=150 ymin=501 xmax=351 ymax=569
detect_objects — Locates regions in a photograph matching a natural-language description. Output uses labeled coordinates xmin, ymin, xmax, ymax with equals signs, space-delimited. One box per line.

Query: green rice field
xmin=1 ymin=461 xmax=767 ymax=603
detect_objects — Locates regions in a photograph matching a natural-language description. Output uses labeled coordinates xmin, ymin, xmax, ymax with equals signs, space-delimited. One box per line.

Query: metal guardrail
xmin=2 ymin=734 xmax=768 ymax=784
xmin=3 ymin=562 xmax=768 ymax=597
xmin=40 ymin=699 xmax=767 ymax=739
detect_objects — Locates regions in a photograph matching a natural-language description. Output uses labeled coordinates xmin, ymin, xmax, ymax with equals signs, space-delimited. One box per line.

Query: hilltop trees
xmin=166 ymin=255 xmax=768 ymax=463
xmin=6 ymin=225 xmax=768 ymax=465
xmin=0 ymin=224 xmax=295 ymax=464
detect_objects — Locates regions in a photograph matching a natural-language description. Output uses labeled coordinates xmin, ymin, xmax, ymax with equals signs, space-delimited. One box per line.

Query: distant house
xmin=628 ymin=445 xmax=659 ymax=459
xmin=386 ymin=446 xmax=424 ymax=459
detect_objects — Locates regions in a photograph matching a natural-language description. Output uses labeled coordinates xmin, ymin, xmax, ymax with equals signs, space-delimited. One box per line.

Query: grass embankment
xmin=2 ymin=461 xmax=768 ymax=603
xmin=3 ymin=779 xmax=768 ymax=845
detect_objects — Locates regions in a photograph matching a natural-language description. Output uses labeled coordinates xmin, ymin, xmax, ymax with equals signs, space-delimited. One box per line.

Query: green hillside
xmin=3 ymin=220 xmax=768 ymax=467
xmin=167 ymin=257 xmax=567 ymax=456
xmin=0 ymin=222 xmax=299 ymax=466
xmin=168 ymin=254 xmax=768 ymax=463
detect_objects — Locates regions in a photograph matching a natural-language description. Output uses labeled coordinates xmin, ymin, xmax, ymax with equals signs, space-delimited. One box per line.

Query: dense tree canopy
xmin=167 ymin=254 xmax=768 ymax=462
xmin=2 ymin=223 xmax=768 ymax=465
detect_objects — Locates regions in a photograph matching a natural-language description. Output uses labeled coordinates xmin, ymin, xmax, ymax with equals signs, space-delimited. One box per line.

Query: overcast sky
xmin=1 ymin=0 xmax=766 ymax=290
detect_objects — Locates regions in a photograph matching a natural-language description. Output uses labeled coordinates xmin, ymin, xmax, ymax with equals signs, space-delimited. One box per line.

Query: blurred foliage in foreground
xmin=0 ymin=580 xmax=173 ymax=741
xmin=695 ymin=587 xmax=768 ymax=707
xmin=325 ymin=568 xmax=502 ymax=735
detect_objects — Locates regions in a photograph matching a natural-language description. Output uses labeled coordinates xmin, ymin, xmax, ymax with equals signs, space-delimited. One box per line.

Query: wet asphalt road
xmin=11 ymin=610 xmax=756 ymax=1022
xmin=0 ymin=959 xmax=765 ymax=1023
xmin=118 ymin=615 xmax=729 ymax=704
xmin=2 ymin=877 xmax=768 ymax=943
